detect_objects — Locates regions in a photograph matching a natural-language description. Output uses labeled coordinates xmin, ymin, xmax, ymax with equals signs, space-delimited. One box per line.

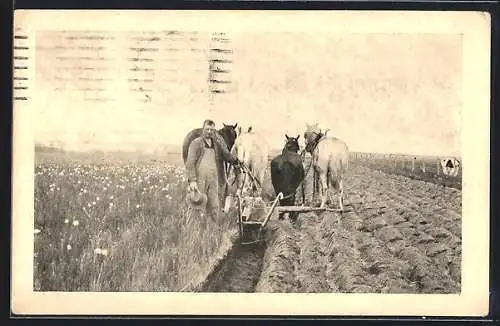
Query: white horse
xmin=229 ymin=127 xmax=269 ymax=198
xmin=304 ymin=123 xmax=349 ymax=211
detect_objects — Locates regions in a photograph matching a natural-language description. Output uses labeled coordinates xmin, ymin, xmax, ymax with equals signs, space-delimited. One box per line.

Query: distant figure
xmin=185 ymin=119 xmax=240 ymax=221
xmin=304 ymin=123 xmax=349 ymax=211
xmin=270 ymin=134 xmax=305 ymax=221
xmin=440 ymin=157 xmax=460 ymax=177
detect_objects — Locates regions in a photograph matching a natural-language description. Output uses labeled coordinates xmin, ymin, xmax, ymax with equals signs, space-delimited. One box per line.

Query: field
xmin=254 ymin=160 xmax=461 ymax=293
xmin=34 ymin=153 xmax=236 ymax=291
xmin=34 ymin=149 xmax=462 ymax=293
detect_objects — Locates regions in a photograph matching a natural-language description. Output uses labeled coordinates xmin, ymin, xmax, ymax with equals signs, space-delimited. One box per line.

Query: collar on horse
xmin=305 ymin=131 xmax=325 ymax=153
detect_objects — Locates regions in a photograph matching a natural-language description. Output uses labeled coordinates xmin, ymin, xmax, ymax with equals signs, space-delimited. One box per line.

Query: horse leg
xmin=315 ymin=171 xmax=321 ymax=206
xmin=327 ymin=173 xmax=340 ymax=211
xmin=312 ymin=169 xmax=319 ymax=207
xmin=237 ymin=172 xmax=246 ymax=197
xmin=338 ymin=177 xmax=344 ymax=213
xmin=319 ymin=172 xmax=328 ymax=208
xmin=258 ymin=168 xmax=265 ymax=197
xmin=326 ymin=170 xmax=334 ymax=206
xmin=290 ymin=194 xmax=299 ymax=222
xmin=301 ymin=182 xmax=305 ymax=207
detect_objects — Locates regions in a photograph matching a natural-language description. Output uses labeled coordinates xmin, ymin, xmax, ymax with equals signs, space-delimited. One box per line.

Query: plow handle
xmin=261 ymin=192 xmax=284 ymax=229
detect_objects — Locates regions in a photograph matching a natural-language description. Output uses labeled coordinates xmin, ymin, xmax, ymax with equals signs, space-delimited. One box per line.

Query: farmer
xmin=185 ymin=119 xmax=240 ymax=221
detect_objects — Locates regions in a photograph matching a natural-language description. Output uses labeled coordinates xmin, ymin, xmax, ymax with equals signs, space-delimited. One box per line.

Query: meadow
xmin=34 ymin=150 xmax=236 ymax=291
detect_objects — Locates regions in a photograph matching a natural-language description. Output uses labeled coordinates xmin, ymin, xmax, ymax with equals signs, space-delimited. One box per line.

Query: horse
xmin=270 ymin=134 xmax=305 ymax=221
xmin=304 ymin=123 xmax=349 ymax=212
xmin=229 ymin=127 xmax=269 ymax=198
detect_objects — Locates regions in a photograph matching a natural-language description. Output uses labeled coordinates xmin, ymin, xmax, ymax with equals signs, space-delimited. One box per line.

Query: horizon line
xmin=35 ymin=143 xmax=461 ymax=159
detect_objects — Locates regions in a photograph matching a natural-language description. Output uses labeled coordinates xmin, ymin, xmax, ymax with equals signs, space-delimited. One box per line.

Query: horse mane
xmin=217 ymin=125 xmax=238 ymax=151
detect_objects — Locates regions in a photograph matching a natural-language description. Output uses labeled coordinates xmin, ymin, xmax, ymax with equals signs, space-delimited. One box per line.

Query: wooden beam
xmin=276 ymin=206 xmax=343 ymax=213
xmin=240 ymin=221 xmax=262 ymax=225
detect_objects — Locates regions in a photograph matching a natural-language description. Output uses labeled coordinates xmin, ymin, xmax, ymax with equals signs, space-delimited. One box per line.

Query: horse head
xmin=304 ymin=123 xmax=324 ymax=153
xmin=283 ymin=134 xmax=301 ymax=155
xmin=219 ymin=122 xmax=238 ymax=151
xmin=236 ymin=125 xmax=253 ymax=137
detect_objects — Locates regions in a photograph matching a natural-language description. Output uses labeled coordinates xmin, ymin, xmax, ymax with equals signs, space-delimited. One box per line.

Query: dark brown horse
xmin=270 ymin=134 xmax=305 ymax=221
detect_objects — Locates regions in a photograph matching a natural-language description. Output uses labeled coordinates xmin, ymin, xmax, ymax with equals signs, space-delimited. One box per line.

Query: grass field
xmin=33 ymin=147 xmax=462 ymax=293
xmin=34 ymin=152 xmax=236 ymax=291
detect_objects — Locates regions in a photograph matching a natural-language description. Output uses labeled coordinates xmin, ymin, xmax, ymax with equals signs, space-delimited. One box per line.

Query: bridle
xmin=304 ymin=130 xmax=325 ymax=154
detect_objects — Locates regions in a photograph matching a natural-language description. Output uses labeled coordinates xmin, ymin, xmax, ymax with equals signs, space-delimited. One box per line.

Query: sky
xmin=33 ymin=31 xmax=462 ymax=156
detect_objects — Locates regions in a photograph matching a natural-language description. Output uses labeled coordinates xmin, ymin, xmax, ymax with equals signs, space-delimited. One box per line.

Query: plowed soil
xmin=201 ymin=163 xmax=462 ymax=294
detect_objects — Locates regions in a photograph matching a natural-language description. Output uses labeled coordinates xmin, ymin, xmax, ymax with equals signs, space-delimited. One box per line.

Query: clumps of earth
xmin=201 ymin=164 xmax=461 ymax=294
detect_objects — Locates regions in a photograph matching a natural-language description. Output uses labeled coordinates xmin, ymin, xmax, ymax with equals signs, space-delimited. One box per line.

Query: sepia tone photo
xmin=12 ymin=10 xmax=490 ymax=316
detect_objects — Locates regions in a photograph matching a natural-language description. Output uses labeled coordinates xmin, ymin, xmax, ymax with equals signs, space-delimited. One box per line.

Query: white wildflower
xmin=34 ymin=229 xmax=41 ymax=234
xmin=67 ymin=244 xmax=72 ymax=251
xmin=73 ymin=220 xmax=79 ymax=226
xmin=64 ymin=219 xmax=69 ymax=224
xmin=94 ymin=248 xmax=108 ymax=256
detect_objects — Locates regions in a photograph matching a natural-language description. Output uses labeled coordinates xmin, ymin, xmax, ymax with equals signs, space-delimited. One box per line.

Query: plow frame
xmin=235 ymin=192 xmax=284 ymax=245
xmin=229 ymin=157 xmax=343 ymax=245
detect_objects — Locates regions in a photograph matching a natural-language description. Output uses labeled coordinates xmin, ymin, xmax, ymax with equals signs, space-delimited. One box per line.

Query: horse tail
xmin=340 ymin=153 xmax=348 ymax=175
xmin=225 ymin=163 xmax=233 ymax=187
xmin=343 ymin=145 xmax=350 ymax=175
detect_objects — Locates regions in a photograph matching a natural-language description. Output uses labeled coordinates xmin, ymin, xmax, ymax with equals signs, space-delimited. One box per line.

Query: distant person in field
xmin=185 ymin=119 xmax=240 ymax=221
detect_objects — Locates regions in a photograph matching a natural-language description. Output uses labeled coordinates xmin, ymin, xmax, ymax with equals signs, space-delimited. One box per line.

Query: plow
xmin=225 ymin=158 xmax=343 ymax=246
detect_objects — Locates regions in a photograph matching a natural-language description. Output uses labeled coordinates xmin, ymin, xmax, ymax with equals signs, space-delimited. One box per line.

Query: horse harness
xmin=226 ymin=131 xmax=327 ymax=203
xmin=305 ymin=131 xmax=325 ymax=153
xmin=279 ymin=130 xmax=326 ymax=201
